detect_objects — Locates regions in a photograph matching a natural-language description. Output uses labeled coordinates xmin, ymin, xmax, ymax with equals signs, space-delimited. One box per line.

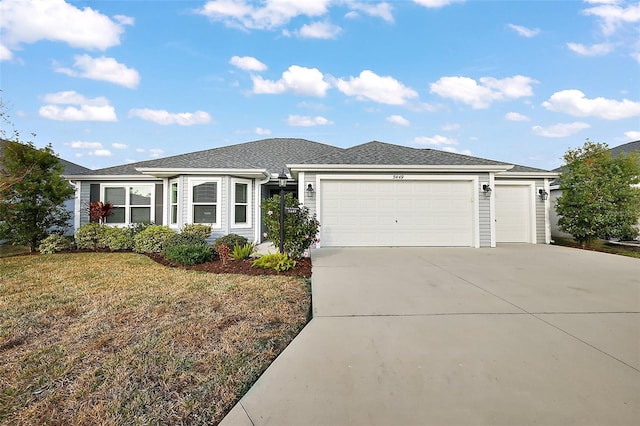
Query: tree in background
xmin=0 ymin=140 xmax=74 ymax=251
xmin=556 ymin=140 xmax=640 ymax=247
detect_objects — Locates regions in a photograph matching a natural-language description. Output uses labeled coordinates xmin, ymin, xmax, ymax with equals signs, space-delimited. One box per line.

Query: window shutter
xmin=90 ymin=184 xmax=100 ymax=203
xmin=155 ymin=183 xmax=163 ymax=224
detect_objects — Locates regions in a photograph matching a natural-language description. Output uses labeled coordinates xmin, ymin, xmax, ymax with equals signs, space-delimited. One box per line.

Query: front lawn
xmin=0 ymin=252 xmax=311 ymax=425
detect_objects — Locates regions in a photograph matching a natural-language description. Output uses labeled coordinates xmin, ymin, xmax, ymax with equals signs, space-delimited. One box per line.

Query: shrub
xmin=165 ymin=244 xmax=213 ymax=266
xmin=262 ymin=193 xmax=320 ymax=258
xmin=163 ymin=232 xmax=209 ymax=253
xmin=127 ymin=222 xmax=153 ymax=238
xmin=103 ymin=227 xmax=134 ymax=251
xmin=230 ymin=243 xmax=254 ymax=260
xmin=213 ymin=233 xmax=248 ymax=251
xmin=252 ymin=252 xmax=297 ymax=272
xmin=39 ymin=234 xmax=73 ymax=254
xmin=181 ymin=224 xmax=212 ymax=239
xmin=133 ymin=225 xmax=176 ymax=253
xmin=75 ymin=223 xmax=109 ymax=250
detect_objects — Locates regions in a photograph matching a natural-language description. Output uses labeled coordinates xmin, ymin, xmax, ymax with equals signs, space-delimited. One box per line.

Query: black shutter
xmin=155 ymin=183 xmax=163 ymax=224
xmin=90 ymin=184 xmax=100 ymax=202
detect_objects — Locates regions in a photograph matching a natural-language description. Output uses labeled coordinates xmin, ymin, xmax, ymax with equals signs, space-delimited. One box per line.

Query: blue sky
xmin=1 ymin=0 xmax=639 ymax=171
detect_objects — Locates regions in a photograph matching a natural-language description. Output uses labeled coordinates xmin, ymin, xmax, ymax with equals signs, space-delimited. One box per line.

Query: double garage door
xmin=320 ymin=179 xmax=475 ymax=247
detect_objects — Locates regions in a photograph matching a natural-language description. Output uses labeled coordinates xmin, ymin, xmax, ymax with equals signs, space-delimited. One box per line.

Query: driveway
xmin=221 ymin=245 xmax=640 ymax=426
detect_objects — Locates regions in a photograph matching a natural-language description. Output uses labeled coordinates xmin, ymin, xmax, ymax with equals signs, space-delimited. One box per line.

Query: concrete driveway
xmin=221 ymin=245 xmax=640 ymax=426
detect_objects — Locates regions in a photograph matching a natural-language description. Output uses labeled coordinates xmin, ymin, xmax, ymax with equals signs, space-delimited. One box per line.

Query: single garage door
xmin=495 ymin=184 xmax=533 ymax=243
xmin=320 ymin=179 xmax=474 ymax=247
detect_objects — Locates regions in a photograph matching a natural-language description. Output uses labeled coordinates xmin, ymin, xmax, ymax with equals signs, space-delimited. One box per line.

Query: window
xmin=233 ymin=180 xmax=251 ymax=227
xmin=170 ymin=181 xmax=178 ymax=226
xmin=103 ymin=184 xmax=153 ymax=225
xmin=190 ymin=179 xmax=220 ymax=226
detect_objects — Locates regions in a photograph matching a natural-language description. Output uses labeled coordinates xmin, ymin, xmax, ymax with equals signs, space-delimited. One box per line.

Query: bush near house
xmin=262 ymin=193 xmax=319 ymax=258
xmin=180 ymin=224 xmax=212 ymax=239
xmin=213 ymin=233 xmax=248 ymax=252
xmin=133 ymin=225 xmax=176 ymax=253
xmin=38 ymin=234 xmax=74 ymax=254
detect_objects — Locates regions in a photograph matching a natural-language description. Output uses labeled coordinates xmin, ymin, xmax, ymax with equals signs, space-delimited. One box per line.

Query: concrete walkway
xmin=220 ymin=245 xmax=640 ymax=425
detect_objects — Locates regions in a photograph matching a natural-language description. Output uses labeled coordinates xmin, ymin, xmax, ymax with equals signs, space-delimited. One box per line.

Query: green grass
xmin=552 ymin=236 xmax=640 ymax=259
xmin=0 ymin=252 xmax=311 ymax=425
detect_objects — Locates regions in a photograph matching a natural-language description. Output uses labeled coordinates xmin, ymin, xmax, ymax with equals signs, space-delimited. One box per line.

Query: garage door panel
xmin=321 ymin=179 xmax=474 ymax=247
xmin=495 ymin=185 xmax=532 ymax=243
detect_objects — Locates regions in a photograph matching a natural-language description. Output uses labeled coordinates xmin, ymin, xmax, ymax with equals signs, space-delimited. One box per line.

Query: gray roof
xmin=77 ymin=138 xmax=344 ymax=176
xmin=0 ymin=139 xmax=91 ymax=175
xmin=298 ymin=141 xmax=511 ymax=167
xmin=610 ymin=140 xmax=640 ymax=161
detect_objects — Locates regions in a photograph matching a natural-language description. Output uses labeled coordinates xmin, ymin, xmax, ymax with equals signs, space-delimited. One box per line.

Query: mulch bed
xmin=145 ymin=253 xmax=313 ymax=278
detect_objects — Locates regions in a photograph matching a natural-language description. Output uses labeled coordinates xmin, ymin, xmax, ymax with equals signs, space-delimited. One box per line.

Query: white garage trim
xmin=315 ymin=174 xmax=480 ymax=248
xmin=494 ymin=181 xmax=536 ymax=243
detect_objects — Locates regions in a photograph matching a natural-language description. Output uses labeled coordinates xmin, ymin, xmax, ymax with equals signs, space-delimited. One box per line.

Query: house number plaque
xmin=393 ymin=175 xmax=404 ymax=180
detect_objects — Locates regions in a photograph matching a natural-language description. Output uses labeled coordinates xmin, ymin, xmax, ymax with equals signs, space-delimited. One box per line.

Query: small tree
xmin=262 ymin=193 xmax=320 ymax=258
xmin=556 ymin=140 xmax=640 ymax=247
xmin=0 ymin=140 xmax=74 ymax=251
xmin=88 ymin=201 xmax=113 ymax=224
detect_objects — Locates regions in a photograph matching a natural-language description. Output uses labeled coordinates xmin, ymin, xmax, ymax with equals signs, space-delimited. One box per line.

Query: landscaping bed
xmin=146 ymin=252 xmax=313 ymax=278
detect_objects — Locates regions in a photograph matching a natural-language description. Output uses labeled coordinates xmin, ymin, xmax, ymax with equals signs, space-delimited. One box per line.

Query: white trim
xmin=496 ymin=172 xmax=559 ymax=179
xmin=65 ymin=175 xmax=156 ymax=181
xmin=298 ymin=171 xmax=305 ymax=205
xmin=70 ymin=180 xmax=81 ymax=231
xmin=162 ymin=178 xmax=169 ymax=227
xmin=168 ymin=178 xmax=180 ymax=229
xmin=100 ymin=183 xmax=155 ymax=226
xmin=231 ymin=178 xmax=252 ymax=229
xmin=188 ymin=177 xmax=222 ymax=229
xmin=288 ymin=164 xmax=513 ymax=174
xmin=136 ymin=168 xmax=269 ymax=179
xmin=494 ymin=181 xmax=537 ymax=244
xmin=315 ymin=174 xmax=480 ymax=248
xmin=543 ymin=179 xmax=551 ymax=244
xmin=488 ymin=174 xmax=496 ymax=248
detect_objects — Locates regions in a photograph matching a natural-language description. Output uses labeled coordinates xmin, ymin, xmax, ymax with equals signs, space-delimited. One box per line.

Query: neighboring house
xmin=65 ymin=138 xmax=557 ymax=248
xmin=0 ymin=139 xmax=91 ymax=235
xmin=550 ymin=140 xmax=640 ymax=240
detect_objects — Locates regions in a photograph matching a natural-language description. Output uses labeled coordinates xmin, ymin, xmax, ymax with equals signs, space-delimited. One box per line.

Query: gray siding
xmin=477 ymin=175 xmax=491 ymax=247
xmin=534 ymin=179 xmax=546 ymax=244
xmin=303 ymin=172 xmax=318 ymax=218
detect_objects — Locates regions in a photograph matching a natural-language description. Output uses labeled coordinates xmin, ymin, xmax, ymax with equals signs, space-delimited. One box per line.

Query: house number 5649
xmin=393 ymin=175 xmax=404 ymax=179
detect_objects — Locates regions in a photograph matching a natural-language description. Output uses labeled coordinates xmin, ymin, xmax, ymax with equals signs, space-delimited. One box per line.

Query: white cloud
xmin=0 ymin=0 xmax=132 ymax=55
xmin=532 ymin=122 xmax=591 ymax=138
xmin=413 ymin=0 xmax=464 ymax=8
xmin=229 ymin=55 xmax=267 ymax=71
xmin=430 ymin=75 xmax=536 ymax=109
xmin=505 ymin=112 xmax=531 ymax=122
xmin=287 ymin=115 xmax=332 ymax=126
xmin=566 ymin=42 xmax=613 ymax=56
xmin=39 ymin=91 xmax=117 ymax=122
xmin=112 ymin=143 xmax=128 ymax=149
xmin=386 ymin=115 xmax=410 ymax=126
xmin=297 ymin=21 xmax=342 ymax=39
xmin=55 ymin=54 xmax=140 ymax=88
xmin=256 ymin=127 xmax=271 ymax=135
xmin=624 ymin=130 xmax=640 ymax=140
xmin=336 ymin=70 xmax=418 ymax=105
xmin=92 ymin=149 xmax=112 ymax=157
xmin=197 ymin=0 xmax=330 ymax=30
xmin=128 ymin=108 xmax=212 ymax=126
xmin=414 ymin=135 xmax=458 ymax=146
xmin=0 ymin=44 xmax=12 ymax=61
xmin=583 ymin=1 xmax=640 ymax=35
xmin=442 ymin=123 xmax=460 ymax=131
xmin=149 ymin=148 xmax=164 ymax=158
xmin=508 ymin=23 xmax=540 ymax=37
xmin=346 ymin=2 xmax=394 ymax=22
xmin=252 ymin=65 xmax=330 ymax=97
xmin=443 ymin=147 xmax=472 ymax=155
xmin=542 ymin=89 xmax=640 ymax=120
xmin=67 ymin=141 xmax=103 ymax=149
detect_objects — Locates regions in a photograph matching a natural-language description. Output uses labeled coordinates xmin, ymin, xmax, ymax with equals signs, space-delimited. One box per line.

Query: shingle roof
xmin=299 ymin=141 xmax=511 ymax=166
xmin=0 ymin=139 xmax=91 ymax=175
xmin=75 ymin=138 xmax=344 ymax=176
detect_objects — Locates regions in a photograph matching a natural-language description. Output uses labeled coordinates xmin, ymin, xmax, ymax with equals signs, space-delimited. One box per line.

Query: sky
xmin=0 ymin=0 xmax=639 ymax=171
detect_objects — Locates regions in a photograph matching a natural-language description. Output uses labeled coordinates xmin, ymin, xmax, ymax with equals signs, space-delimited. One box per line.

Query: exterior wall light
xmin=538 ymin=188 xmax=549 ymax=201
xmin=482 ymin=184 xmax=492 ymax=198
xmin=306 ymin=183 xmax=314 ymax=198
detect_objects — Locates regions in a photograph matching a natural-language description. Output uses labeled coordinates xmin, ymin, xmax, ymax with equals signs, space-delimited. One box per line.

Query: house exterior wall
xmin=477 ymin=175 xmax=491 ymax=247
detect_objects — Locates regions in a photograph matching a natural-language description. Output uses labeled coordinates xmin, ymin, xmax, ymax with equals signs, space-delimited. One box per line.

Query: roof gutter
xmin=286 ymin=163 xmax=514 ymax=178
xmin=134 ymin=168 xmax=270 ymax=179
